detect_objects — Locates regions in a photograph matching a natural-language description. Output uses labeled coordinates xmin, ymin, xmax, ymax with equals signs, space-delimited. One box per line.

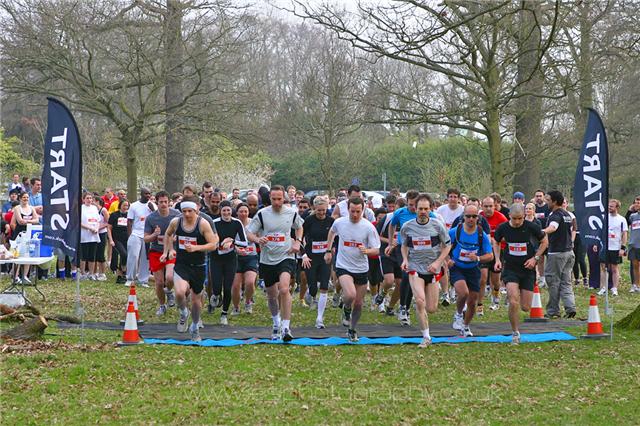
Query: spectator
xmin=28 ymin=177 xmax=43 ymax=217
xmin=2 ymin=189 xmax=20 ymax=214
xmin=7 ymin=173 xmax=24 ymax=195
xmin=101 ymin=187 xmax=118 ymax=210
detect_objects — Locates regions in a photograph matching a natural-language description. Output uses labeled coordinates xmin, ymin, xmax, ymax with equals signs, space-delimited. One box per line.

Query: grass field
xmin=1 ymin=262 xmax=639 ymax=425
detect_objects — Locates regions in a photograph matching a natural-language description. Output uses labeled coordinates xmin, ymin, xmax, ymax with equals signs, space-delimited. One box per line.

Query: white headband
xmin=181 ymin=201 xmax=198 ymax=211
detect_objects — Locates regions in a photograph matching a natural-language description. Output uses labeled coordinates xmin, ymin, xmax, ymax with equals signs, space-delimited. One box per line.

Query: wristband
xmin=325 ymin=250 xmax=332 ymax=253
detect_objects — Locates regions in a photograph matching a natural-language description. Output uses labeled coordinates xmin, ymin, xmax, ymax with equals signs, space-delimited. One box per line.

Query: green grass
xmin=1 ymin=262 xmax=639 ymax=425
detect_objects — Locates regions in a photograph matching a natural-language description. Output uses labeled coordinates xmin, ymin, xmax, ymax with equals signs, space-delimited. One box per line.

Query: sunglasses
xmin=465 ymin=214 xmax=478 ymax=219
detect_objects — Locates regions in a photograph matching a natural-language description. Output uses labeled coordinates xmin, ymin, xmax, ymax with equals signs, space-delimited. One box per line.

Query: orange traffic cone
xmin=118 ymin=301 xmax=142 ymax=346
xmin=120 ymin=284 xmax=144 ymax=326
xmin=525 ymin=283 xmax=547 ymax=322
xmin=581 ymin=294 xmax=609 ymax=339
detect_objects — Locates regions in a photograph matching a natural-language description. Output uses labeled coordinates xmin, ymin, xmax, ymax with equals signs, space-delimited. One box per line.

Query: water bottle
xmin=29 ymin=238 xmax=40 ymax=258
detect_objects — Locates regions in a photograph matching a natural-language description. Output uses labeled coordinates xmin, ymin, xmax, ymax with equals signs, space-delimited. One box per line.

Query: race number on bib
xmin=312 ymin=241 xmax=329 ymax=254
xmin=535 ymin=212 xmax=545 ymax=219
xmin=508 ymin=242 xmax=527 ymax=256
xmin=266 ymin=233 xmax=286 ymax=246
xmin=459 ymin=248 xmax=477 ymax=262
xmin=245 ymin=245 xmax=256 ymax=255
xmin=178 ymin=236 xmax=197 ymax=249
xmin=88 ymin=218 xmax=98 ymax=223
xmin=632 ymin=220 xmax=640 ymax=230
xmin=117 ymin=217 xmax=128 ymax=226
xmin=157 ymin=235 xmax=164 ymax=245
xmin=343 ymin=240 xmax=363 ymax=249
xmin=412 ymin=237 xmax=432 ymax=250
xmin=218 ymin=245 xmax=234 ymax=255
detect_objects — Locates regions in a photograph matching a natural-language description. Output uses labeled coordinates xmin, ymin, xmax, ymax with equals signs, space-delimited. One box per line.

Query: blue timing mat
xmin=143 ymin=331 xmax=576 ymax=347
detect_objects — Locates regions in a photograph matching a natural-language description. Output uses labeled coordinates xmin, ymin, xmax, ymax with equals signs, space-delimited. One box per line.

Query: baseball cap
xmin=513 ymin=191 xmax=525 ymax=200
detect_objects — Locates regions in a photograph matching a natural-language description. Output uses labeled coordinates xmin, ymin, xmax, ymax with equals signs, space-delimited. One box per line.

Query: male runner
xmin=598 ymin=199 xmax=628 ymax=296
xmin=436 ymin=188 xmax=464 ymax=306
xmin=480 ymin=196 xmax=508 ymax=312
xmin=247 ymin=185 xmax=304 ymax=341
xmin=161 ymin=196 xmax=218 ymax=341
xmin=400 ymin=194 xmax=451 ymax=347
xmin=448 ymin=204 xmax=493 ymax=336
xmin=331 ymin=184 xmax=375 ymax=221
xmin=325 ymin=197 xmax=380 ymax=342
xmin=628 ymin=196 xmax=640 ymax=292
xmin=144 ymin=191 xmax=180 ymax=316
xmin=126 ymin=188 xmax=155 ymax=287
xmin=494 ymin=204 xmax=548 ymax=344
xmin=375 ymin=194 xmax=401 ymax=313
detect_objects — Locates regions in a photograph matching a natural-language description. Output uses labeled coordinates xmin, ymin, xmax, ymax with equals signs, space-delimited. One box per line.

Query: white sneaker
xmin=597 ymin=287 xmax=607 ymax=296
xmin=630 ymin=285 xmax=640 ymax=293
xmin=220 ymin=314 xmax=228 ymax=325
xmin=452 ymin=313 xmax=464 ymax=331
xmin=500 ymin=287 xmax=507 ymax=295
xmin=22 ymin=276 xmax=32 ymax=284
xmin=138 ymin=282 xmax=150 ymax=288
xmin=177 ymin=310 xmax=190 ymax=332
xmin=244 ymin=303 xmax=253 ymax=314
xmin=166 ymin=291 xmax=176 ymax=307
xmin=512 ymin=331 xmax=521 ymax=345
xmin=231 ymin=308 xmax=241 ymax=316
xmin=125 ymin=280 xmax=133 ymax=287
xmin=155 ymin=305 xmax=167 ymax=316
xmin=197 ymin=319 xmax=204 ymax=329
xmin=418 ymin=337 xmax=432 ymax=348
xmin=378 ymin=301 xmax=387 ymax=313
xmin=611 ymin=287 xmax=618 ymax=297
xmin=315 ymin=319 xmax=325 ymax=329
xmin=461 ymin=326 xmax=473 ymax=337
xmin=97 ymin=273 xmax=107 ymax=281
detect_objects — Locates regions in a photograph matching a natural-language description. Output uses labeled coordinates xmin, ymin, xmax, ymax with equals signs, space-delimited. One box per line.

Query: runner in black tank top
xmin=162 ymin=196 xmax=218 ymax=342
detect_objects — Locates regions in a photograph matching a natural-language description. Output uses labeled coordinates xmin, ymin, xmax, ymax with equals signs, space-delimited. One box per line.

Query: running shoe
xmin=220 ymin=314 xmax=228 ymax=325
xmin=22 ymin=276 xmax=33 ymax=284
xmin=177 ymin=310 xmax=190 ymax=332
xmin=315 ymin=319 xmax=325 ymax=329
xmin=166 ymin=291 xmax=176 ymax=307
xmin=385 ymin=306 xmax=395 ymax=316
xmin=476 ymin=305 xmax=484 ymax=317
xmin=538 ymin=278 xmax=547 ymax=289
xmin=399 ymin=308 xmax=410 ymax=326
xmin=231 ymin=308 xmax=241 ymax=316
xmin=300 ymin=299 xmax=309 ymax=308
xmin=611 ymin=287 xmax=619 ymax=297
xmin=209 ymin=294 xmax=219 ymax=311
xmin=197 ymin=318 xmax=204 ymax=329
xmin=342 ymin=307 xmax=351 ymax=327
xmin=378 ymin=301 xmax=387 ymax=313
xmin=124 ymin=280 xmax=133 ymax=287
xmin=630 ymin=284 xmax=640 ymax=293
xmin=13 ymin=277 xmax=22 ymax=284
xmin=511 ymin=331 xmax=521 ymax=345
xmin=461 ymin=326 xmax=473 ymax=337
xmin=332 ymin=293 xmax=341 ymax=308
xmin=452 ymin=313 xmax=464 ymax=331
xmin=139 ymin=281 xmax=150 ymax=288
xmin=155 ymin=305 xmax=167 ymax=317
xmin=347 ymin=328 xmax=359 ymax=342
xmin=244 ymin=303 xmax=253 ymax=314
xmin=500 ymin=287 xmax=507 ymax=295
xmin=418 ymin=337 xmax=432 ymax=348
xmin=281 ymin=328 xmax=293 ymax=343
xmin=449 ymin=287 xmax=457 ymax=303
xmin=597 ymin=287 xmax=607 ymax=296
xmin=89 ymin=274 xmax=97 ymax=281
xmin=374 ymin=293 xmax=385 ymax=306
xmin=271 ymin=325 xmax=280 ymax=340
xmin=441 ymin=292 xmax=450 ymax=307
xmin=97 ymin=273 xmax=107 ymax=281
xmin=189 ymin=323 xmax=201 ymax=342
xmin=304 ymin=292 xmax=313 ymax=306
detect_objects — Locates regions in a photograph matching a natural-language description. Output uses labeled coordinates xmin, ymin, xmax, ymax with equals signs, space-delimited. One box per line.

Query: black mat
xmin=58 ymin=319 xmax=583 ymax=341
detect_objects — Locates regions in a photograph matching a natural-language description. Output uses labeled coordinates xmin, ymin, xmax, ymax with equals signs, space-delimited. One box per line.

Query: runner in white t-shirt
xmin=598 ymin=199 xmax=628 ymax=296
xmin=436 ymin=188 xmax=464 ymax=306
xmin=325 ymin=197 xmax=380 ymax=342
xmin=126 ymin=188 xmax=156 ymax=287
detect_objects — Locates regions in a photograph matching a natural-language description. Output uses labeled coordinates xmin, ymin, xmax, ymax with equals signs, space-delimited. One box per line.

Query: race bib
xmin=245 ymin=245 xmax=256 ymax=255
xmin=535 ymin=212 xmax=545 ymax=219
xmin=445 ymin=223 xmax=452 ymax=229
xmin=139 ymin=216 xmax=145 ymax=222
xmin=508 ymin=242 xmax=527 ymax=256
xmin=312 ymin=241 xmax=329 ymax=254
xmin=459 ymin=248 xmax=477 ymax=262
xmin=88 ymin=217 xmax=98 ymax=223
xmin=117 ymin=217 xmax=128 ymax=226
xmin=632 ymin=220 xmax=640 ymax=230
xmin=178 ymin=236 xmax=197 ymax=249
xmin=412 ymin=237 xmax=432 ymax=250
xmin=218 ymin=245 xmax=234 ymax=255
xmin=266 ymin=233 xmax=286 ymax=246
xmin=157 ymin=235 xmax=164 ymax=246
xmin=343 ymin=240 xmax=363 ymax=249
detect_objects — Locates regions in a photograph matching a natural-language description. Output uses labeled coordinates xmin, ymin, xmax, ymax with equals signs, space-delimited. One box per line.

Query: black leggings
xmin=95 ymin=233 xmax=107 ymax=262
xmin=573 ymin=235 xmax=587 ymax=280
xmin=111 ymin=239 xmax=127 ymax=272
xmin=212 ymin=255 xmax=237 ymax=313
xmin=400 ymin=272 xmax=412 ymax=308
xmin=303 ymin=257 xmax=331 ymax=297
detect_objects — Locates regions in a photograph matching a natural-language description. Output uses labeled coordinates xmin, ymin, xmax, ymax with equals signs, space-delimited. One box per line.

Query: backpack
xmin=451 ymin=225 xmax=484 ymax=253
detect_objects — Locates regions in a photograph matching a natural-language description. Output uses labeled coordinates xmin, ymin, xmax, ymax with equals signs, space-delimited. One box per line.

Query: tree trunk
xmin=513 ymin=1 xmax=543 ymax=197
xmin=124 ymin=139 xmax=138 ymax=198
xmin=1 ymin=315 xmax=48 ymax=340
xmin=486 ymin=107 xmax=504 ymax=194
xmin=576 ymin=1 xmax=594 ymax=139
xmin=164 ymin=0 xmax=185 ymax=194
